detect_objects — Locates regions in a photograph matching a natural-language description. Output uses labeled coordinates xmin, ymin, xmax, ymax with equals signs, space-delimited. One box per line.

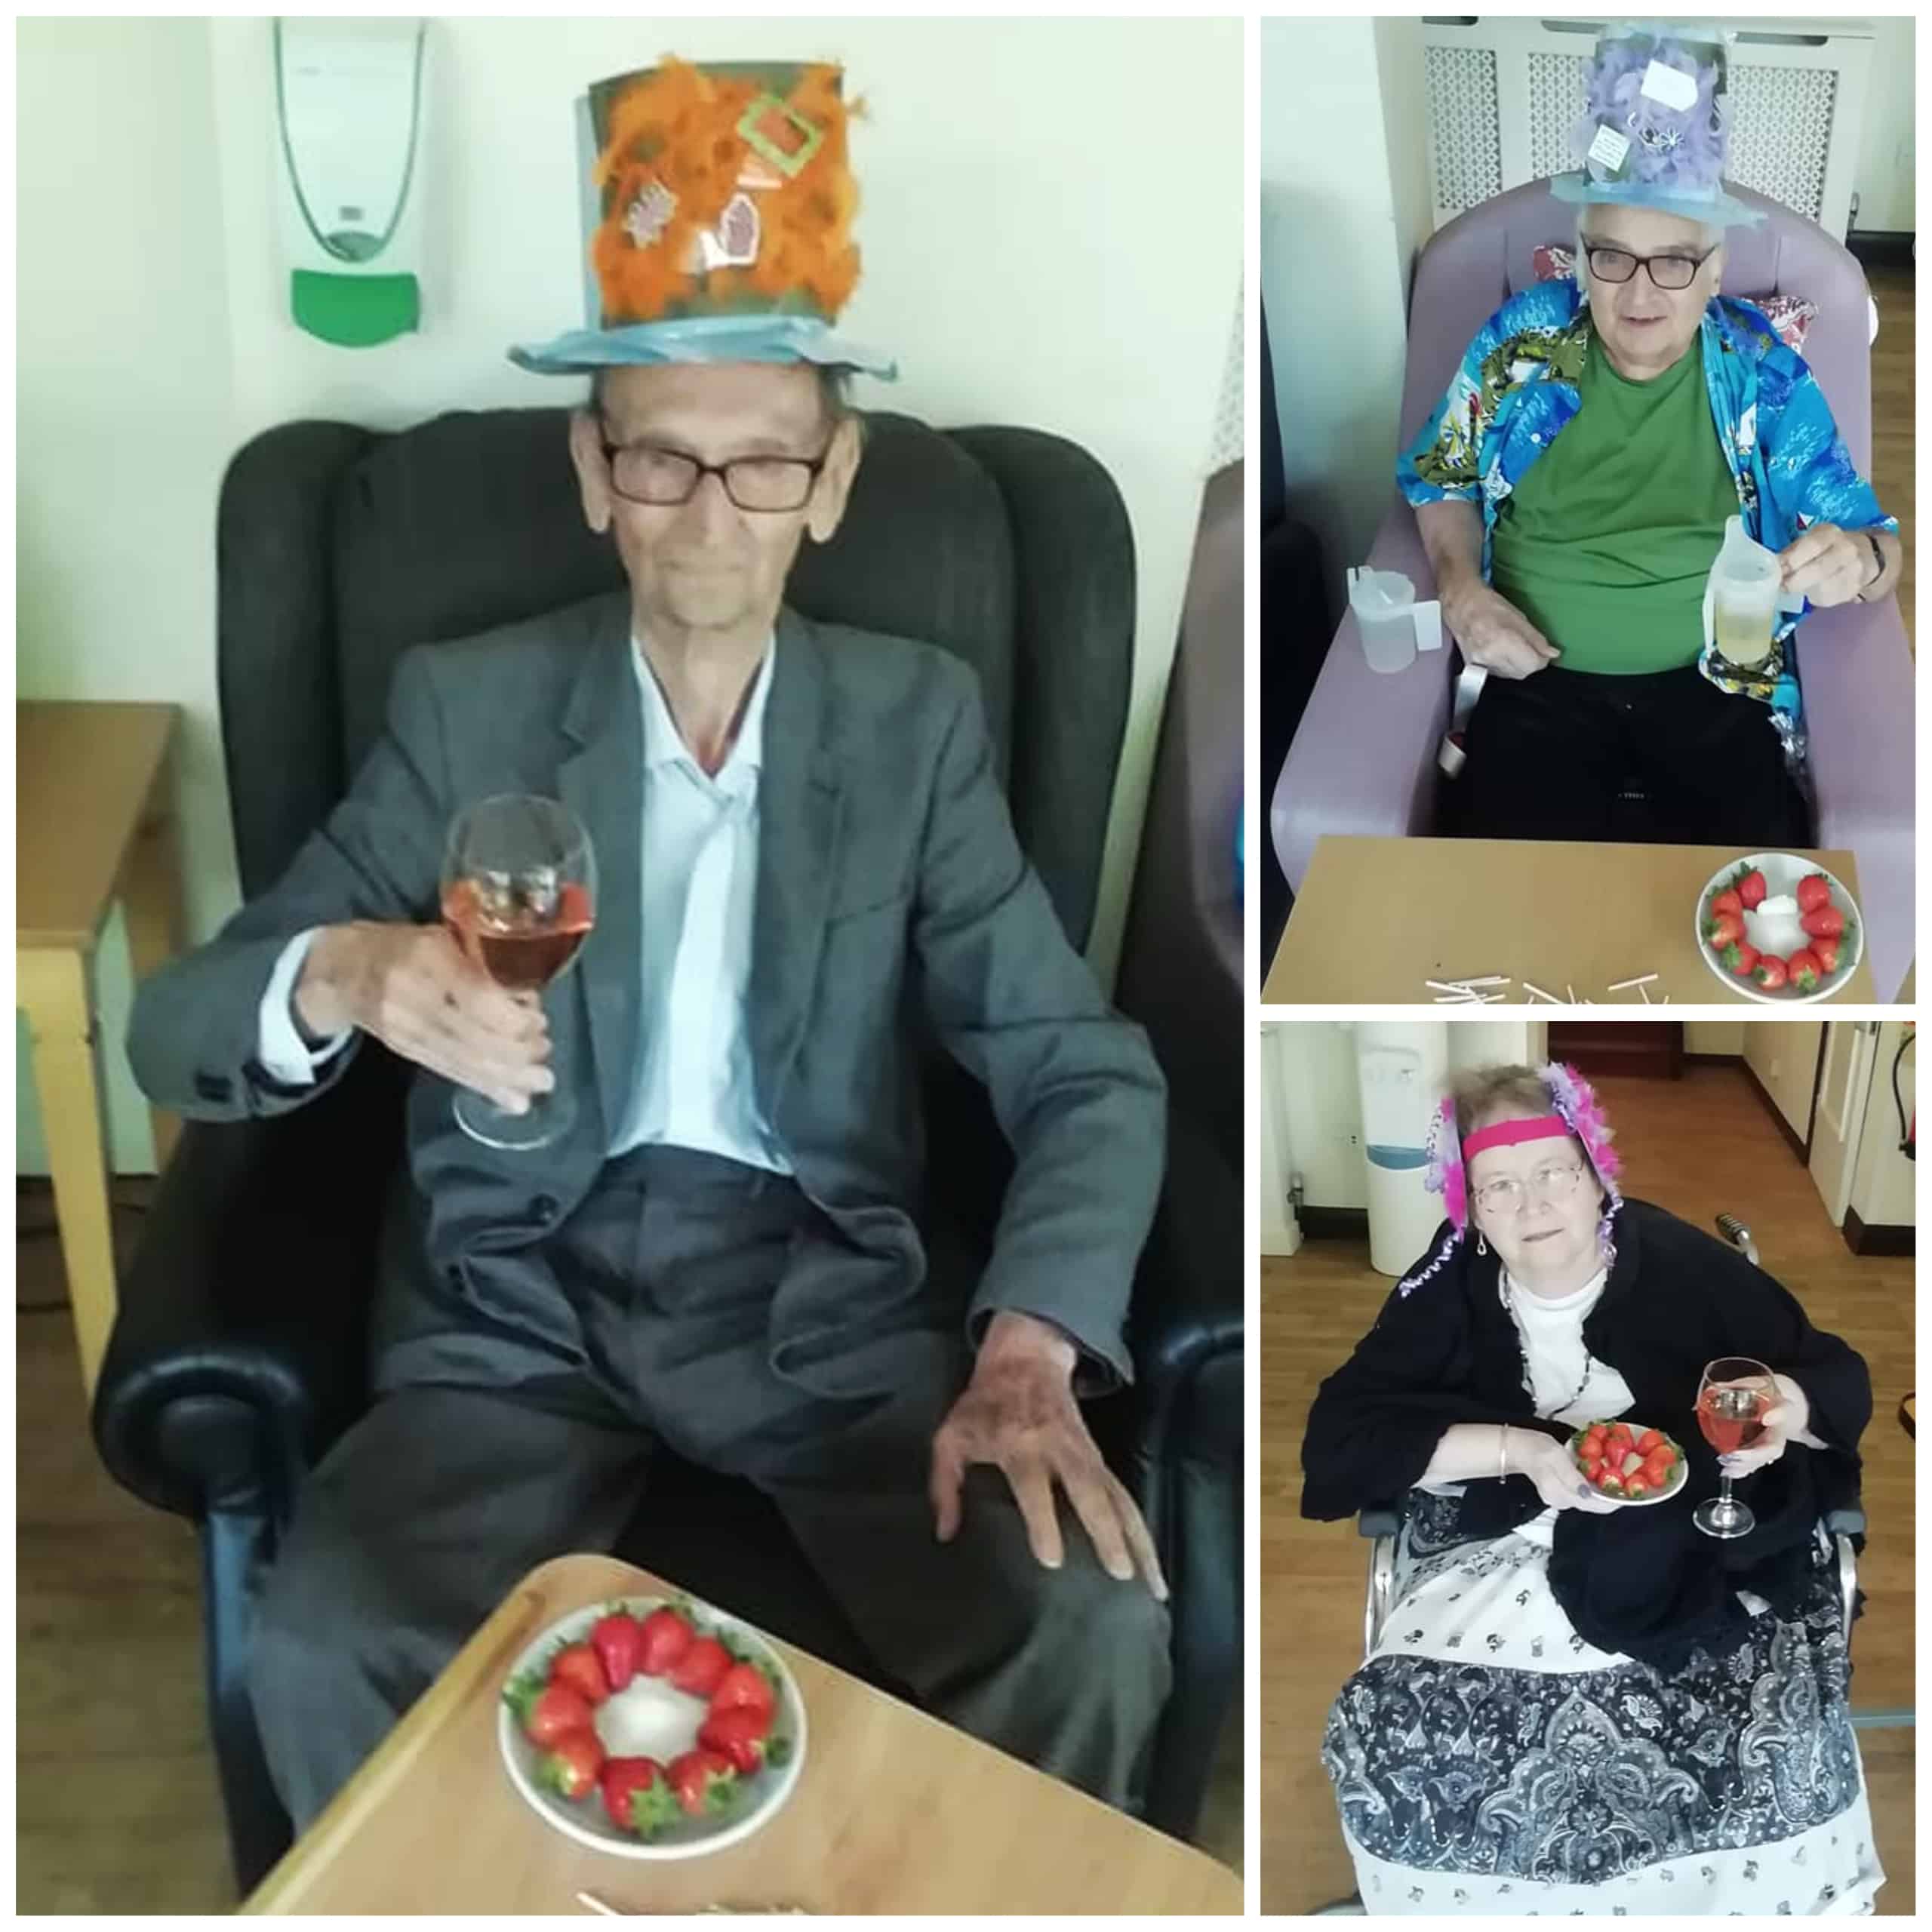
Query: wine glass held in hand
xmin=1693 ymin=1356 xmax=1774 ymax=1540
xmin=440 ymin=795 xmax=597 ymax=1150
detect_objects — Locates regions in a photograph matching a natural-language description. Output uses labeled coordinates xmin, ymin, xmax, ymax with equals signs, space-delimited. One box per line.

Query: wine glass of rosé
xmin=439 ymin=795 xmax=596 ymax=1151
xmin=1693 ymin=1355 xmax=1774 ymax=1539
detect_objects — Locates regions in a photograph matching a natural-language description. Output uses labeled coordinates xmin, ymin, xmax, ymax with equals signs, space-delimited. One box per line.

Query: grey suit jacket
xmin=128 ymin=593 xmax=1166 ymax=1401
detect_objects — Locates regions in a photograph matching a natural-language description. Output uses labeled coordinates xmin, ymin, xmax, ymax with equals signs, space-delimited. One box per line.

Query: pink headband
xmin=1461 ymin=1115 xmax=1571 ymax=1161
xmin=1420 ymin=1063 xmax=1624 ymax=1249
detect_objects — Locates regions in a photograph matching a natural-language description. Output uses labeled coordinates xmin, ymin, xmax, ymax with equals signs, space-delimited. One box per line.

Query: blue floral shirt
xmin=1397 ymin=278 xmax=1894 ymax=739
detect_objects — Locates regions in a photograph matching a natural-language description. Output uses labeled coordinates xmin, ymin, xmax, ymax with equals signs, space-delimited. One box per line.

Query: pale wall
xmin=17 ymin=17 xmax=240 ymax=1173
xmin=1744 ymin=1020 xmax=1826 ymax=1140
xmin=1851 ymin=15 xmax=1915 ymax=232
xmin=17 ymin=16 xmax=1241 ymax=1173
xmin=1260 ymin=15 xmax=1432 ymax=610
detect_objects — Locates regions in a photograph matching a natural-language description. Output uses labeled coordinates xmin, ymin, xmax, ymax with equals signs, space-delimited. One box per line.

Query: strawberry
xmin=667 ymin=1747 xmax=739 ymax=1818
xmin=635 ymin=1607 xmax=694 ymax=1678
xmin=1736 ymin=867 xmax=1768 ymax=910
xmin=1709 ymin=887 xmax=1744 ymax=920
xmin=709 ymin=1661 xmax=777 ymax=1727
xmin=1626 ymin=1477 xmax=1651 ymax=1500
xmin=511 ymin=1678 xmax=597 ymax=1749
xmin=699 ymin=1705 xmax=785 ymax=1776
xmin=1800 ymin=905 xmax=1845 ymax=939
xmin=535 ymin=1729 xmax=605 ymax=1801
xmin=1635 ymin=1429 xmax=1662 ymax=1455
xmin=1812 ymin=934 xmax=1842 ymax=975
xmin=1600 ymin=1472 xmax=1625 ymax=1498
xmin=601 ymin=1755 xmax=681 ymax=1837
xmin=549 ymin=1641 xmax=610 ymax=1706
xmin=1721 ymin=940 xmax=1760 ymax=979
xmin=1752 ymin=954 xmax=1789 ymax=992
xmin=669 ymin=1635 xmax=733 ymax=1700
xmin=1797 ymin=872 xmax=1832 ymax=915
xmin=591 ymin=1611 xmax=646 ymax=1694
xmin=1705 ymin=912 xmax=1745 ymax=950
xmin=1787 ymin=949 xmax=1823 ymax=994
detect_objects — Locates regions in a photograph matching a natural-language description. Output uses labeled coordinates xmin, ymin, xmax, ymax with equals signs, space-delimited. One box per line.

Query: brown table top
xmin=1264 ymin=836 xmax=1878 ymax=1005
xmin=243 ymin=1553 xmax=1241 ymax=1916
xmin=17 ymin=700 xmax=178 ymax=951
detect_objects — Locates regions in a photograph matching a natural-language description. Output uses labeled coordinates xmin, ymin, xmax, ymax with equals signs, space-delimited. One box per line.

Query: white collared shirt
xmin=257 ymin=635 xmax=789 ymax=1174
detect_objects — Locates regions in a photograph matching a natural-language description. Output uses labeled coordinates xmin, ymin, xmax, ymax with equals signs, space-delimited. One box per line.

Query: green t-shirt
xmin=1489 ymin=331 xmax=1739 ymax=675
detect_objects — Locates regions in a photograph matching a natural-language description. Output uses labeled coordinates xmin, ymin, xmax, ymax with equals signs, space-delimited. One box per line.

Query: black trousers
xmin=1460 ymin=664 xmax=1811 ymax=847
xmin=249 ymin=1148 xmax=1169 ymax=1829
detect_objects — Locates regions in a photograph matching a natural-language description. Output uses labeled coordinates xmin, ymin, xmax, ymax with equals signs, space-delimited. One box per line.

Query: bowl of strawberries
xmin=498 ymin=1593 xmax=804 ymax=1859
xmin=1695 ymin=854 xmax=1861 ymax=1003
xmin=1568 ymin=1418 xmax=1688 ymax=1505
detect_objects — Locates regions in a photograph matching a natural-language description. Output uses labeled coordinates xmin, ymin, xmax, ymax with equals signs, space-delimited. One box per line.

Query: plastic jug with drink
xmin=1704 ymin=516 xmax=1802 ymax=669
xmin=1348 ymin=568 xmax=1441 ymax=675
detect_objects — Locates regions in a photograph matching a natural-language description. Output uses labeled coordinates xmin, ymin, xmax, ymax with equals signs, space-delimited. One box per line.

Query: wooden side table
xmin=244 ymin=1554 xmax=1244 ymax=1915
xmin=17 ymin=700 xmax=184 ymax=1398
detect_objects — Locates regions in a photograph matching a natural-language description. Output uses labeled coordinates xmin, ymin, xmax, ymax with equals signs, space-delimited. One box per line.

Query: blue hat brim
xmin=509 ymin=312 xmax=897 ymax=380
xmin=1549 ymin=172 xmax=1765 ymax=228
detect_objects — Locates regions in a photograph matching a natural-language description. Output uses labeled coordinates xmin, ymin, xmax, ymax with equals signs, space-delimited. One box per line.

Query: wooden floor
xmin=1867 ymin=263 xmax=1913 ymax=649
xmin=1260 ymin=1060 xmax=1915 ymax=1915
xmin=14 ymin=1179 xmax=1241 ymax=1911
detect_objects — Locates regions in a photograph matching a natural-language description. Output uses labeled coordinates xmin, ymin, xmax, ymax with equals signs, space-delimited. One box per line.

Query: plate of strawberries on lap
xmin=1567 ymin=1418 xmax=1690 ymax=1505
xmin=499 ymin=1592 xmax=806 ymax=1858
xmin=1695 ymin=854 xmax=1861 ymax=1003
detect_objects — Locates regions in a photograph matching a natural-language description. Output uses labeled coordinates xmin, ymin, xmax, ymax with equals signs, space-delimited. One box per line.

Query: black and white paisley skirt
xmin=1322 ymin=1492 xmax=1881 ymax=1915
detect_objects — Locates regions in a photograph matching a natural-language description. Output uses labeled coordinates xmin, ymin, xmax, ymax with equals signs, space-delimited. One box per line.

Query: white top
xmin=1502 ymin=1266 xmax=1635 ymax=1426
xmin=256 ymin=635 xmax=789 ymax=1174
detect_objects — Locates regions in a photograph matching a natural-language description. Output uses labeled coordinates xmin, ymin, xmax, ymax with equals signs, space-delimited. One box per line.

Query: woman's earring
xmin=1476 ymin=1232 xmax=1488 ymax=1257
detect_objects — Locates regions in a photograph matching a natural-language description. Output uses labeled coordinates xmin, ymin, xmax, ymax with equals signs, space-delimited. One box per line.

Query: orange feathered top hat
xmin=509 ymin=57 xmax=895 ymax=379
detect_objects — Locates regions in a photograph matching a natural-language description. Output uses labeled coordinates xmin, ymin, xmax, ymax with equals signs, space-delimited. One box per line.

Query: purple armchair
xmin=1269 ymin=179 xmax=1913 ymax=998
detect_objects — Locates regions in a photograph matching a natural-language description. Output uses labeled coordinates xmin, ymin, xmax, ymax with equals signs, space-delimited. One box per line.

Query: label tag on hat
xmin=1587 ymin=124 xmax=1632 ymax=172
xmin=1640 ymin=59 xmax=1699 ymax=112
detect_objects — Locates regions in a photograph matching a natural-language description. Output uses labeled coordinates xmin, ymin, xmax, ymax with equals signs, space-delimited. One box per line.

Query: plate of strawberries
xmin=1567 ymin=1418 xmax=1688 ymax=1505
xmin=1695 ymin=854 xmax=1861 ymax=1003
xmin=498 ymin=1593 xmax=804 ymax=1860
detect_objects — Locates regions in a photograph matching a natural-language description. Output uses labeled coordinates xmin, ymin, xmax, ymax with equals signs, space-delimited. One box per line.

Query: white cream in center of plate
xmin=595 ymin=1678 xmax=709 ymax=1760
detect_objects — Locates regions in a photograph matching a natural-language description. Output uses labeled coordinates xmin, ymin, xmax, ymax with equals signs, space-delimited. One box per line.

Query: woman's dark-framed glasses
xmin=1583 ymin=244 xmax=1718 ymax=292
xmin=598 ymin=435 xmax=830 ymax=512
xmin=1472 ymin=1161 xmax=1587 ymax=1217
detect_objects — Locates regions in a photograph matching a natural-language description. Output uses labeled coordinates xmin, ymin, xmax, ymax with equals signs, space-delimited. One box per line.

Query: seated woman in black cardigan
xmin=1303 ymin=1062 xmax=1880 ymax=1915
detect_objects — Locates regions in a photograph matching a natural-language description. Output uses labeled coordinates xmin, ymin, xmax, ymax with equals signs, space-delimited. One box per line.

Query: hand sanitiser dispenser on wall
xmin=275 ymin=17 xmax=426 ymax=346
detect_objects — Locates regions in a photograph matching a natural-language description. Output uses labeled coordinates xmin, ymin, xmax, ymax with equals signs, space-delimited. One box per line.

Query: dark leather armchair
xmin=90 ymin=405 xmax=1242 ymax=1894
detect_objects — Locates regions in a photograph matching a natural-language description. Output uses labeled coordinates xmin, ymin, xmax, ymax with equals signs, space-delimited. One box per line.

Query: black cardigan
xmin=1302 ymin=1199 xmax=1871 ymax=1669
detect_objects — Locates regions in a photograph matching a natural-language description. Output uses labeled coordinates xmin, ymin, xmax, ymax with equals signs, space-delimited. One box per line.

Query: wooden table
xmin=17 ymin=700 xmax=184 ymax=1397
xmin=1264 ymin=836 xmax=1878 ymax=1006
xmin=243 ymin=1554 xmax=1241 ymax=1915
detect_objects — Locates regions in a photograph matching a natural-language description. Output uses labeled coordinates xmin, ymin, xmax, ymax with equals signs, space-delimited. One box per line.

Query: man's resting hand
xmin=930 ymin=1311 xmax=1168 ymax=1599
xmin=1441 ymin=576 xmax=1561 ymax=681
xmin=294 ymin=921 xmax=552 ymax=1113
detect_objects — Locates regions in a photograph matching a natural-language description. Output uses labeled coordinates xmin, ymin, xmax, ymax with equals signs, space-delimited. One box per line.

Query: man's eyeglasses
xmin=597 ymin=432 xmax=832 ymax=513
xmin=1581 ymin=244 xmax=1718 ymax=292
xmin=1472 ymin=1161 xmax=1588 ymax=1218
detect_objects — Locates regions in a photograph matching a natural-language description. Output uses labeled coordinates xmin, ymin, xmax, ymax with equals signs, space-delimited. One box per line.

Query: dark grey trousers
xmin=248 ymin=1146 xmax=1171 ymax=1829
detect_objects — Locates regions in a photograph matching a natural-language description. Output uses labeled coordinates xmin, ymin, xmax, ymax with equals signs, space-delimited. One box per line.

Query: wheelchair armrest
xmin=1358 ymin=1506 xmax=1404 ymax=1540
xmin=1826 ymin=1508 xmax=1866 ymax=1537
xmin=91 ymin=1051 xmax=403 ymax=1522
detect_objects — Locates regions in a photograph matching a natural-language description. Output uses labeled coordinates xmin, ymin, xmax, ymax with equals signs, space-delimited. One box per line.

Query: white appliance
xmin=275 ymin=17 xmax=428 ymax=346
xmin=1356 ymin=1023 xmax=1451 ymax=1276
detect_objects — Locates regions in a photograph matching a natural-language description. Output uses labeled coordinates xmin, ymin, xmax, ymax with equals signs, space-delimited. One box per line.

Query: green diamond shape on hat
xmin=738 ymin=93 xmax=823 ymax=177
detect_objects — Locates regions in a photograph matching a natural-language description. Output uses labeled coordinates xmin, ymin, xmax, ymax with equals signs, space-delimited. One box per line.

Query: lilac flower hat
xmin=1550 ymin=20 xmax=1764 ymax=227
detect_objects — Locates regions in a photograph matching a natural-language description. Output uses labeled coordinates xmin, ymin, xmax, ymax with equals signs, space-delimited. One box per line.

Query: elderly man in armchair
xmin=127 ymin=57 xmax=1172 ymax=1832
xmin=1399 ymin=22 xmax=1900 ymax=847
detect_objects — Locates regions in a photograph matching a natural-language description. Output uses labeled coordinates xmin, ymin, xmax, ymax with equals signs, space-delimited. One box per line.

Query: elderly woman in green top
xmin=1398 ymin=24 xmax=1900 ymax=847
